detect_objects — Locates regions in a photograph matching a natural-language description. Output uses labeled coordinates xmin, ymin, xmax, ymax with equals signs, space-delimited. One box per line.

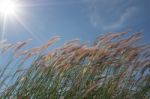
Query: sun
xmin=0 ymin=0 xmax=18 ymax=16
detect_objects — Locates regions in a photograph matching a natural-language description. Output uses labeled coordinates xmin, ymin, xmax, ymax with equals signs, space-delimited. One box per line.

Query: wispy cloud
xmin=84 ymin=0 xmax=148 ymax=31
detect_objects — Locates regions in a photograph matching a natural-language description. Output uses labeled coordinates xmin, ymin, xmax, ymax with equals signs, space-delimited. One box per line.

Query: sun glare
xmin=0 ymin=0 xmax=18 ymax=16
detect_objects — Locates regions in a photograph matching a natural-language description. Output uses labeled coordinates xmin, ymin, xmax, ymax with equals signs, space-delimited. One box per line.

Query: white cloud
xmin=85 ymin=0 xmax=142 ymax=31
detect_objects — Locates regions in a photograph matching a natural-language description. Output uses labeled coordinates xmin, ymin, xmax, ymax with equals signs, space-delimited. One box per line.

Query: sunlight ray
xmin=0 ymin=16 xmax=6 ymax=54
xmin=19 ymin=0 xmax=88 ymax=8
xmin=14 ymin=15 xmax=43 ymax=44
xmin=0 ymin=15 xmax=7 ymax=48
xmin=20 ymin=2 xmax=50 ymax=7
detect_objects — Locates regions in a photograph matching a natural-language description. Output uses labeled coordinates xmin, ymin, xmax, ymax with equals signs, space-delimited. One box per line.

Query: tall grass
xmin=0 ymin=32 xmax=150 ymax=99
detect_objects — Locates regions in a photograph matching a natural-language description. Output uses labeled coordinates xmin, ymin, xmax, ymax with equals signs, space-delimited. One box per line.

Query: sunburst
xmin=0 ymin=0 xmax=19 ymax=16
xmin=0 ymin=0 xmax=49 ymax=44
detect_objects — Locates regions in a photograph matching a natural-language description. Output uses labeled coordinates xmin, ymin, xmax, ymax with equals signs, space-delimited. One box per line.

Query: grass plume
xmin=0 ymin=32 xmax=149 ymax=99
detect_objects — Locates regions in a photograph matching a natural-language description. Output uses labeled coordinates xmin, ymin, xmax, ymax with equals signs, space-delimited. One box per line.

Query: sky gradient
xmin=0 ymin=0 xmax=150 ymax=47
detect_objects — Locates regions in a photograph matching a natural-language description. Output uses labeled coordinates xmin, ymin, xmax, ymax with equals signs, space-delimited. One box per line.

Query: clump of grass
xmin=0 ymin=32 xmax=150 ymax=99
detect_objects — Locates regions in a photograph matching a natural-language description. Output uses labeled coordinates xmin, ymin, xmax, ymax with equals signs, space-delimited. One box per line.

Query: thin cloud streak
xmin=85 ymin=0 xmax=148 ymax=31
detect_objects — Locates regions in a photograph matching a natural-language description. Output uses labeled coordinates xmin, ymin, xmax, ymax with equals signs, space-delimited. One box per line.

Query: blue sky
xmin=0 ymin=0 xmax=150 ymax=47
xmin=0 ymin=0 xmax=150 ymax=83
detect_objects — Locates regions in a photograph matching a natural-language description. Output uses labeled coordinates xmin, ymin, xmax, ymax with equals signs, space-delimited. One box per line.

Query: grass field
xmin=0 ymin=32 xmax=149 ymax=99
